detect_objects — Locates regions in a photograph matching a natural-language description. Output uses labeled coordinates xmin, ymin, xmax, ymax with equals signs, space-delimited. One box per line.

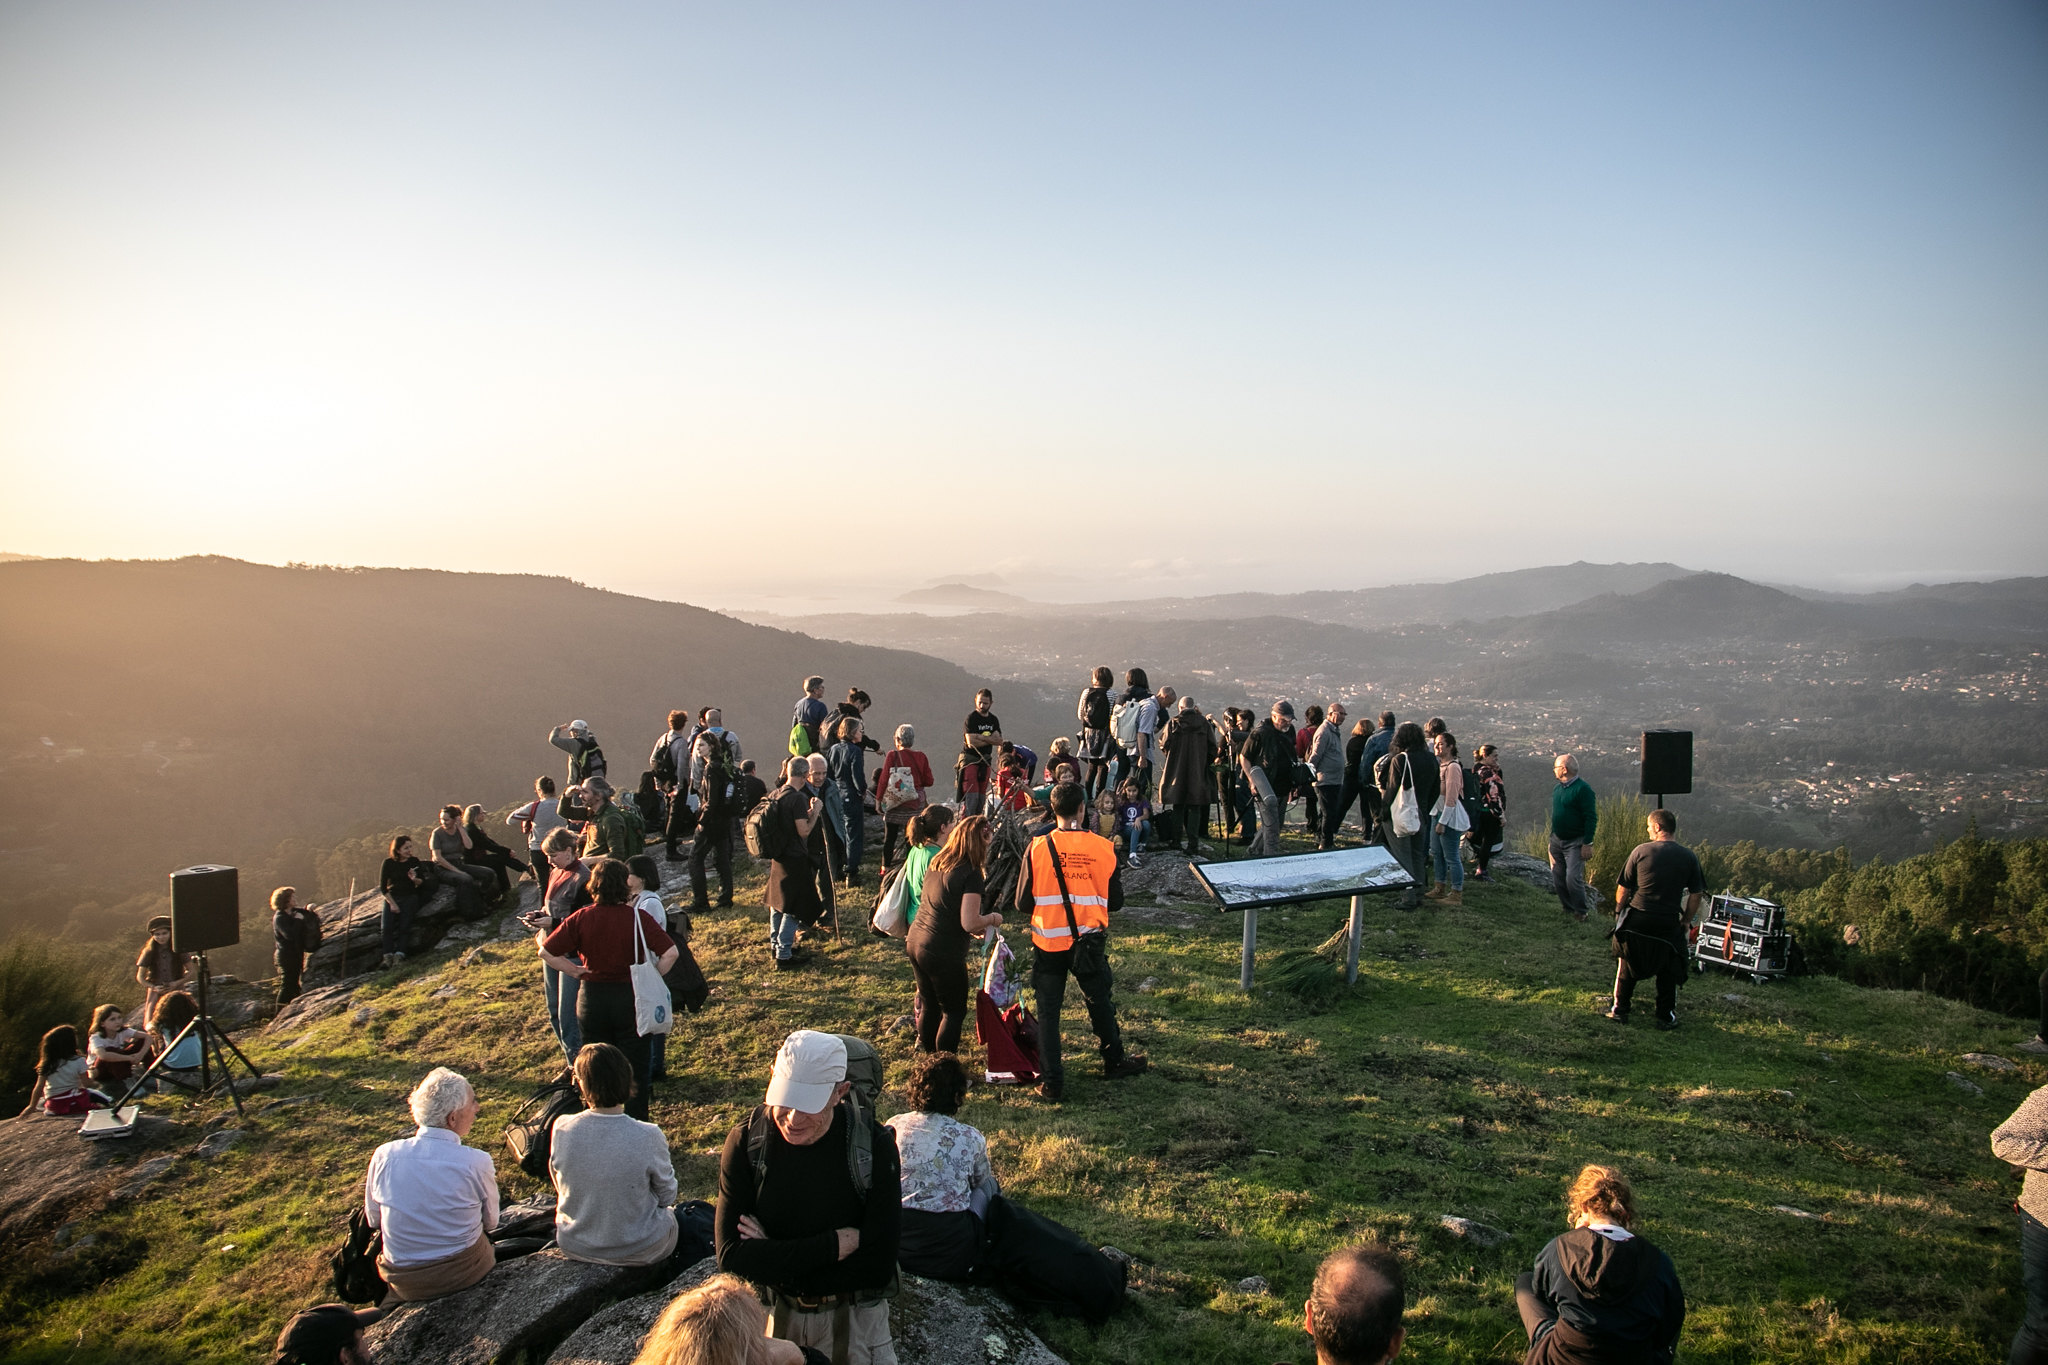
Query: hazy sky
xmin=2 ymin=2 xmax=2043 ymax=607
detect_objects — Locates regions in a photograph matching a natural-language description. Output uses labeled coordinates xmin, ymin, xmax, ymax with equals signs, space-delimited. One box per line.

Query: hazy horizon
xmin=3 ymin=3 xmax=2045 ymax=601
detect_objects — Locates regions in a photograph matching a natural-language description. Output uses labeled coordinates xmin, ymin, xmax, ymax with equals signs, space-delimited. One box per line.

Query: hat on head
xmin=148 ymin=915 xmax=172 ymax=932
xmin=765 ymin=1030 xmax=847 ymax=1114
xmin=570 ymin=720 xmax=590 ymax=734
xmin=1274 ymin=700 xmax=1296 ymax=718
xmin=273 ymin=1304 xmax=378 ymax=1365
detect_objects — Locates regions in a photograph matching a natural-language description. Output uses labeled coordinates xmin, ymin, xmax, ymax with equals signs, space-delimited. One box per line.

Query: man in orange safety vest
xmin=1012 ymin=782 xmax=1150 ymax=1102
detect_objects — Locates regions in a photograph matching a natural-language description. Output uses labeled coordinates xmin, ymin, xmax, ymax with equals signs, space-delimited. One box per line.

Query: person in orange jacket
xmin=1011 ymin=783 xmax=1149 ymax=1102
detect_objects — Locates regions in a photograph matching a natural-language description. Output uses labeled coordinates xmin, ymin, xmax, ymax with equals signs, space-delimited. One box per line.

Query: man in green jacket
xmin=1549 ymin=754 xmax=1597 ymax=921
xmin=579 ymin=777 xmax=638 ymax=862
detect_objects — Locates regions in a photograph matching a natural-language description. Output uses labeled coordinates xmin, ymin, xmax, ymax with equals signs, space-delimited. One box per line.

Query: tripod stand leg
xmin=202 ymin=1024 xmax=247 ymax=1117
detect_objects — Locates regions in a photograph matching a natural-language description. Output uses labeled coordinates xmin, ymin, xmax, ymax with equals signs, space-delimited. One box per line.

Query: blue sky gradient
xmin=1 ymin=3 xmax=2042 ymax=604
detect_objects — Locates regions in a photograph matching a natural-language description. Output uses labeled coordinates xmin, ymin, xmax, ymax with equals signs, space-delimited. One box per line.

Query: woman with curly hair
xmin=1514 ymin=1164 xmax=1685 ymax=1364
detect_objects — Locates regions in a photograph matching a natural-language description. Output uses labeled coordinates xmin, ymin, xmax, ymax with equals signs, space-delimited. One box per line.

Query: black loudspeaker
xmin=170 ymin=865 xmax=241 ymax=953
xmin=1640 ymin=730 xmax=1694 ymax=796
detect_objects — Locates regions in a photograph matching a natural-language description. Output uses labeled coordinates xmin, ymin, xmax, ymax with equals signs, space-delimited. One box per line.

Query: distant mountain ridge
xmin=0 ymin=557 xmax=1065 ymax=945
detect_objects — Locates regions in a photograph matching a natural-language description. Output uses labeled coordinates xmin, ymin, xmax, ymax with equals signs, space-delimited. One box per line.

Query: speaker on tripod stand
xmin=106 ymin=866 xmax=264 ymax=1121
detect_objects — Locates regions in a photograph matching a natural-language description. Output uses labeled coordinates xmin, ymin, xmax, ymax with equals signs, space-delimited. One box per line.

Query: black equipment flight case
xmin=1691 ymin=894 xmax=1793 ymax=983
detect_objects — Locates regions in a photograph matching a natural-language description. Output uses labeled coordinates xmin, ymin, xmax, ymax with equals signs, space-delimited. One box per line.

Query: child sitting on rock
xmin=20 ymin=1024 xmax=102 ymax=1116
xmin=1112 ymin=780 xmax=1153 ymax=867
xmin=87 ymin=1004 xmax=149 ymax=1093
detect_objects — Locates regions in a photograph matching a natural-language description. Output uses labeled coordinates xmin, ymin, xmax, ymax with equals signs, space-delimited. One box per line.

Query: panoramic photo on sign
xmin=1193 ymin=845 xmax=1413 ymax=911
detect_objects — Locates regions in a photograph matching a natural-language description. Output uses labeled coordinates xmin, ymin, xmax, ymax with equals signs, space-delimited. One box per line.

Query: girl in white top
xmin=627 ymin=854 xmax=678 ymax=1083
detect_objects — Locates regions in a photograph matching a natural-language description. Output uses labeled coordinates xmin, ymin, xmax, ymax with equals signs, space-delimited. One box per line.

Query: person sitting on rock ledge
xmin=364 ymin=1066 xmax=500 ymax=1302
xmin=551 ymin=1042 xmax=693 ymax=1267
xmin=632 ymin=1272 xmax=828 ymax=1365
xmin=716 ymin=1030 xmax=901 ymax=1365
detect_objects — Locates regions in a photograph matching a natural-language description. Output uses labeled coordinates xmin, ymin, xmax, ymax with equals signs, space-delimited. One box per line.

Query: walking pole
xmin=1346 ymin=894 xmax=1365 ymax=985
xmin=340 ymin=877 xmax=354 ymax=981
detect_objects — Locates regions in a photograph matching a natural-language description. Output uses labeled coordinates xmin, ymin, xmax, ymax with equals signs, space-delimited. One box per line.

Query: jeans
xmin=1121 ymin=820 xmax=1151 ymax=857
xmin=380 ymin=896 xmax=419 ymax=956
xmin=768 ymin=910 xmax=799 ymax=960
xmin=544 ymin=961 xmax=582 ymax=1061
xmin=2015 ymin=1209 xmax=2048 ymax=1365
xmin=1431 ymin=825 xmax=1465 ymax=891
xmin=576 ymin=980 xmax=650 ymax=1121
xmin=1233 ymin=779 xmax=1257 ymax=842
xmin=1031 ymin=934 xmax=1126 ymax=1089
xmin=1549 ymin=835 xmax=1591 ymax=916
xmin=690 ymin=820 xmax=734 ymax=908
xmin=1250 ymin=772 xmax=1283 ymax=857
xmin=1316 ymin=784 xmax=1343 ymax=848
xmin=841 ymin=797 xmax=865 ymax=877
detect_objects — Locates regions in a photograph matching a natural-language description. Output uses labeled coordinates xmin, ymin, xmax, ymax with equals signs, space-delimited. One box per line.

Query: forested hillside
xmin=0 ymin=557 xmax=1063 ymax=963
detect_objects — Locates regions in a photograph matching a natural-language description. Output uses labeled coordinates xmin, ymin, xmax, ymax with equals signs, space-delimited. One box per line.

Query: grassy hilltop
xmin=2 ymin=832 xmax=2037 ymax=1364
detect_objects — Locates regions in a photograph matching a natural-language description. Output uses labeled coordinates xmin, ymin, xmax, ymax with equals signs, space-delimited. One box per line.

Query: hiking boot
xmin=1440 ymin=890 xmax=1463 ymax=907
xmin=1599 ymin=1005 xmax=1627 ymax=1023
xmin=773 ymin=955 xmax=797 ymax=971
xmin=1423 ymin=885 xmax=1446 ymax=901
xmin=1104 ymin=1053 xmax=1149 ymax=1080
xmin=1038 ymin=1078 xmax=1064 ymax=1102
xmin=1655 ymin=1014 xmax=1680 ymax=1032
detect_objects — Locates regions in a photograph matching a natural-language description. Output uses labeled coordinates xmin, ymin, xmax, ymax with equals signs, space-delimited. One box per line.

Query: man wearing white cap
xmin=549 ymin=719 xmax=608 ymax=790
xmin=717 ymin=1030 xmax=901 ymax=1365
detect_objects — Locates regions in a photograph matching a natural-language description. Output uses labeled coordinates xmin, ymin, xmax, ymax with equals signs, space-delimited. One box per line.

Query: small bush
xmin=0 ymin=936 xmax=132 ymax=1113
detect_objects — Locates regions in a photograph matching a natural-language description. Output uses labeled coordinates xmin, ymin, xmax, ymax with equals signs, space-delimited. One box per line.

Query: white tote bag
xmin=1388 ymin=756 xmax=1422 ymax=837
xmin=872 ymin=865 xmax=912 ymax=939
xmin=629 ymin=905 xmax=673 ymax=1035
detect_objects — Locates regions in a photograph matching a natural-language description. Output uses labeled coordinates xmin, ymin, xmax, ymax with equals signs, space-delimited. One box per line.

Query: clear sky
xmin=2 ymin=2 xmax=2043 ymax=608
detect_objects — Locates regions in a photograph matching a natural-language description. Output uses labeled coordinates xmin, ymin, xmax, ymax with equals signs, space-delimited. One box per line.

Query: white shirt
xmin=365 ymin=1125 xmax=500 ymax=1267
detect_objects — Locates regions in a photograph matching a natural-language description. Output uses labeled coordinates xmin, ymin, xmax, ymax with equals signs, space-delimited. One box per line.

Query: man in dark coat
xmin=1158 ymin=698 xmax=1216 ymax=855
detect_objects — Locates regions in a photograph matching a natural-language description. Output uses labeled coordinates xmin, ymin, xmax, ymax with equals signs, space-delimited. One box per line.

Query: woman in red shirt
xmin=539 ymin=858 xmax=677 ymax=1120
xmin=874 ymin=723 xmax=936 ymax=873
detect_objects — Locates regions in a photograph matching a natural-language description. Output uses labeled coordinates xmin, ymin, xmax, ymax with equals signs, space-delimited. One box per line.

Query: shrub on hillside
xmin=1782 ymin=829 xmax=2048 ymax=1016
xmin=0 ymin=936 xmax=131 ymax=1113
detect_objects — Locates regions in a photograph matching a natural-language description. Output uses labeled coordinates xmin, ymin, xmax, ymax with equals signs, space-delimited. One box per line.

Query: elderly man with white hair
xmin=1549 ymin=753 xmax=1599 ymax=922
xmin=365 ymin=1067 xmax=500 ymax=1301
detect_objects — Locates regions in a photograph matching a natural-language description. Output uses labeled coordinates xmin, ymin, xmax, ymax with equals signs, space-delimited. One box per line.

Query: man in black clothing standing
xmin=270 ymin=887 xmax=320 ymax=1006
xmin=717 ymin=1030 xmax=901 ymax=1365
xmin=1603 ymin=808 xmax=1706 ymax=1030
xmin=1239 ymin=701 xmax=1298 ymax=857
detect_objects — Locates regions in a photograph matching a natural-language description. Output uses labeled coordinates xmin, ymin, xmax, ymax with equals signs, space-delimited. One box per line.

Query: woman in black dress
xmin=905 ymin=815 xmax=1003 ymax=1055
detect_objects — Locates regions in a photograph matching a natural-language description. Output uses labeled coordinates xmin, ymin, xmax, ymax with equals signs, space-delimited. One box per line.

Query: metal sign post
xmin=1192 ymin=846 xmax=1415 ymax=991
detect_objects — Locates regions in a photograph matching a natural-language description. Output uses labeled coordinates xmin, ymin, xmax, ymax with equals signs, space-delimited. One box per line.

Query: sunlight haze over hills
xmin=1 ymin=3 xmax=2044 ymax=600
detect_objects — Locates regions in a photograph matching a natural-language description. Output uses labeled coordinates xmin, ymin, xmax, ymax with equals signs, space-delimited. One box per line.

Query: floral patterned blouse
xmin=884 ymin=1111 xmax=996 ymax=1214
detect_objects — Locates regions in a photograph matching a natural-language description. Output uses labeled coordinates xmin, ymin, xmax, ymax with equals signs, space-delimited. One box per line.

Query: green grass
xmin=2 ymin=826 xmax=2036 ymax=1363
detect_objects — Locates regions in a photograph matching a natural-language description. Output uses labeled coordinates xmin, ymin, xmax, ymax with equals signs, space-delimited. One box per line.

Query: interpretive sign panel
xmin=1192 ymin=844 xmax=1413 ymax=911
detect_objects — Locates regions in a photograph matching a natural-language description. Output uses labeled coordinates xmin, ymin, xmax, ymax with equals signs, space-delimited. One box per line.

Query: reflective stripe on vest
xmin=1027 ymin=830 xmax=1114 ymax=952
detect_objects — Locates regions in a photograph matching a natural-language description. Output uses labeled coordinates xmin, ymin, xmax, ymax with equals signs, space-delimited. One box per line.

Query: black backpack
xmin=652 ymin=736 xmax=679 ymax=786
xmin=503 ymin=1078 xmax=585 ymax=1179
xmin=1459 ymin=763 xmax=1486 ymax=825
xmin=1079 ymin=686 xmax=1111 ymax=731
xmin=330 ymin=1207 xmax=387 ymax=1304
xmin=744 ymin=786 xmax=803 ymax=862
xmin=698 ymin=731 xmax=739 ymax=809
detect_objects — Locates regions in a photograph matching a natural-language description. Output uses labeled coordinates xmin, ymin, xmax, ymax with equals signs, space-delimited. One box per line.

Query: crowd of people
xmin=23 ymin=667 xmax=1725 ymax=1364
xmin=270 ymin=1028 xmax=1685 ymax=1365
